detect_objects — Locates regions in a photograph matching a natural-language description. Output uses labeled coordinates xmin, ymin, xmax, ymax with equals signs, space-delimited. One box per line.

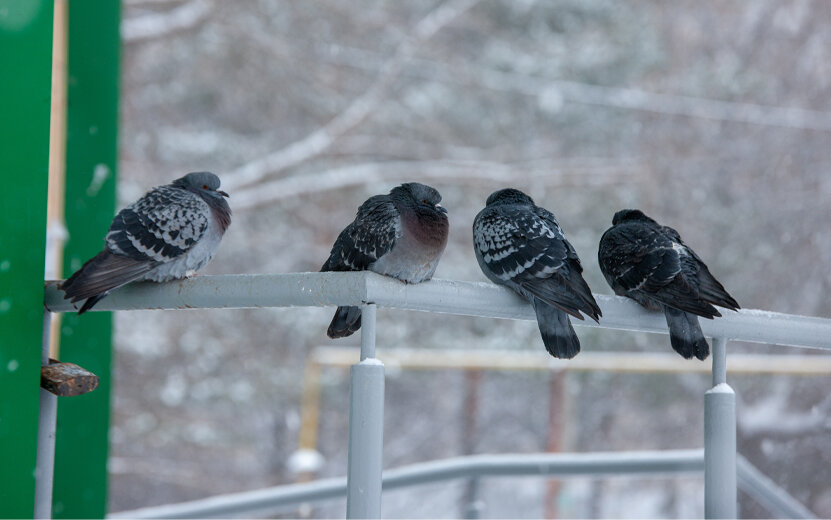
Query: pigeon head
xmin=174 ymin=171 xmax=232 ymax=231
xmin=612 ymin=209 xmax=657 ymax=226
xmin=391 ymin=182 xmax=447 ymax=214
xmin=485 ymin=188 xmax=534 ymax=207
xmin=174 ymin=171 xmax=230 ymax=200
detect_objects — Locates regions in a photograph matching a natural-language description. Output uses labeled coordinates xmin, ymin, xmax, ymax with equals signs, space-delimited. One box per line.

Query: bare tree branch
xmin=311 ymin=42 xmax=831 ymax=133
xmin=222 ymin=0 xmax=482 ymax=192
xmin=231 ymin=159 xmax=642 ymax=211
xmin=122 ymin=0 xmax=212 ymax=43
xmin=124 ymin=0 xmax=191 ymax=5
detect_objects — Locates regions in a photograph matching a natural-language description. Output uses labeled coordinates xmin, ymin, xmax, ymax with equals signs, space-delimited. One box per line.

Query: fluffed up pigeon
xmin=60 ymin=171 xmax=231 ymax=313
xmin=473 ymin=188 xmax=601 ymax=359
xmin=321 ymin=182 xmax=449 ymax=338
xmin=597 ymin=209 xmax=740 ymax=360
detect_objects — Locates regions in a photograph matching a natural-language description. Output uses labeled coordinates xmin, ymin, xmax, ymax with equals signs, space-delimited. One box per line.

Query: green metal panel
xmin=0 ymin=1 xmax=54 ymax=518
xmin=53 ymin=1 xmax=120 ymax=518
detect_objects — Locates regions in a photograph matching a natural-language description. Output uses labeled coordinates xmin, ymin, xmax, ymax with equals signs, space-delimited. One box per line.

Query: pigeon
xmin=597 ymin=209 xmax=740 ymax=360
xmin=321 ymin=182 xmax=449 ymax=338
xmin=472 ymin=188 xmax=601 ymax=359
xmin=60 ymin=171 xmax=231 ymax=314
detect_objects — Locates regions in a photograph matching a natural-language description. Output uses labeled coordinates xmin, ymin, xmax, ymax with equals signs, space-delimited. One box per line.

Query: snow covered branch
xmin=122 ymin=0 xmax=212 ymax=43
xmin=222 ymin=0 xmax=482 ymax=192
xmin=310 ymin=43 xmax=831 ymax=133
xmin=231 ymin=159 xmax=641 ymax=211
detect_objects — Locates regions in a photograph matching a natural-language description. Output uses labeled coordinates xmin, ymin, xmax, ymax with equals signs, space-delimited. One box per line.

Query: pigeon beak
xmin=436 ymin=203 xmax=447 ymax=214
xmin=217 ymin=189 xmax=230 ymax=198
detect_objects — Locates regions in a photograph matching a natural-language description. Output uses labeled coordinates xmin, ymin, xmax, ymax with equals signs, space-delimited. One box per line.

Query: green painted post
xmin=0 ymin=1 xmax=54 ymax=518
xmin=53 ymin=1 xmax=120 ymax=518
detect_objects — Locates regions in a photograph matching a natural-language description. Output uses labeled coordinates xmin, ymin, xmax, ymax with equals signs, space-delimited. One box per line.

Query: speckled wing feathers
xmin=474 ymin=205 xmax=599 ymax=321
xmin=474 ymin=207 xmax=565 ymax=282
xmin=321 ymin=195 xmax=399 ymax=272
xmin=107 ymin=186 xmax=209 ymax=263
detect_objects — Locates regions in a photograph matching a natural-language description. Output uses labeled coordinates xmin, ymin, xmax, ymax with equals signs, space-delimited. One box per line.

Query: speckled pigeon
xmin=60 ymin=171 xmax=231 ymax=314
xmin=598 ymin=209 xmax=739 ymax=360
xmin=321 ymin=182 xmax=449 ymax=338
xmin=472 ymin=188 xmax=601 ymax=359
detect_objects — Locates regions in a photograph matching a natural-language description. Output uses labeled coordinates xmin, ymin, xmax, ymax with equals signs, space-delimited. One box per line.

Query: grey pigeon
xmin=597 ymin=209 xmax=740 ymax=360
xmin=472 ymin=188 xmax=601 ymax=359
xmin=321 ymin=182 xmax=449 ymax=338
xmin=60 ymin=171 xmax=231 ymax=314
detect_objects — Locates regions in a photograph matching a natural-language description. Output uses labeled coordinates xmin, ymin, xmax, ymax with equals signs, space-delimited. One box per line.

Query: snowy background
xmin=109 ymin=0 xmax=831 ymax=517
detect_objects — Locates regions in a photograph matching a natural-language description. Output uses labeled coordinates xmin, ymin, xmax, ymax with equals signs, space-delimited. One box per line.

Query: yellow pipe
xmin=46 ymin=0 xmax=68 ymax=359
xmin=309 ymin=347 xmax=831 ymax=375
xmin=297 ymin=360 xmax=323 ymax=452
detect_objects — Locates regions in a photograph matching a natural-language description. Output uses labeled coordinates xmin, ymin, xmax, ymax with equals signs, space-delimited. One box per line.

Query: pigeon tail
xmin=60 ymin=250 xmax=155 ymax=314
xmin=77 ymin=294 xmax=107 ymax=315
xmin=327 ymin=305 xmax=362 ymax=338
xmin=663 ymin=305 xmax=709 ymax=360
xmin=533 ymin=299 xmax=581 ymax=359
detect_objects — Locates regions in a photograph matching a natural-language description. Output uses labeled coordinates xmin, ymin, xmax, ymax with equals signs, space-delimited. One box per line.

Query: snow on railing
xmin=44 ymin=272 xmax=831 ymax=350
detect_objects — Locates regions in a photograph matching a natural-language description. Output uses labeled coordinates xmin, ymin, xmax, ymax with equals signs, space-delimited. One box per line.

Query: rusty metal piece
xmin=40 ymin=358 xmax=99 ymax=397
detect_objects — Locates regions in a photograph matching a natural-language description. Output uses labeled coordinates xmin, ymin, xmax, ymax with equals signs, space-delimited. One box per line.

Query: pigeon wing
xmin=660 ymin=224 xmax=740 ymax=312
xmin=321 ymin=195 xmax=399 ymax=272
xmin=107 ymin=186 xmax=210 ymax=263
xmin=474 ymin=206 xmax=564 ymax=281
xmin=600 ymin=223 xmax=679 ymax=293
xmin=608 ymin=223 xmax=720 ymax=317
xmin=475 ymin=206 xmax=593 ymax=320
xmin=523 ymin=206 xmax=600 ymax=320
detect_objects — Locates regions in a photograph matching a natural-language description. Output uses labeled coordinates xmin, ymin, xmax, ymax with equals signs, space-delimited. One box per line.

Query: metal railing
xmin=105 ymin=450 xmax=814 ymax=519
xmin=42 ymin=272 xmax=831 ymax=519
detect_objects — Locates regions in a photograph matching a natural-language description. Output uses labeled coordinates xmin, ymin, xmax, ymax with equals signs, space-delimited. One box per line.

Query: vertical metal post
xmin=35 ymin=312 xmax=57 ymax=519
xmin=461 ymin=370 xmax=482 ymax=519
xmin=705 ymin=337 xmax=737 ymax=519
xmin=463 ymin=477 xmax=482 ymax=519
xmin=346 ymin=305 xmax=384 ymax=518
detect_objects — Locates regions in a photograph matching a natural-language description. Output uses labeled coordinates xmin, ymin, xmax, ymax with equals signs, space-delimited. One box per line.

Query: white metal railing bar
xmin=34 ymin=311 xmax=57 ymax=520
xmin=107 ymin=449 xmax=705 ymax=519
xmin=737 ymin=456 xmax=817 ymax=519
xmin=106 ymin=451 xmax=815 ymax=519
xmin=43 ymin=272 xmax=831 ymax=350
xmin=108 ymin=475 xmax=349 ymax=519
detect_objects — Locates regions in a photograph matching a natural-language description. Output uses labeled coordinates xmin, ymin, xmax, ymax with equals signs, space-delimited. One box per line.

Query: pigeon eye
xmin=422 ymin=199 xmax=430 ymax=204
xmin=203 ymin=185 xmax=209 ymax=190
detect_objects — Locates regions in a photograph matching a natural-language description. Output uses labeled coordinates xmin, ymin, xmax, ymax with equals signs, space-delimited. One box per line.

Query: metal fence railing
xmin=43 ymin=272 xmax=831 ymax=519
xmin=104 ymin=450 xmax=815 ymax=519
